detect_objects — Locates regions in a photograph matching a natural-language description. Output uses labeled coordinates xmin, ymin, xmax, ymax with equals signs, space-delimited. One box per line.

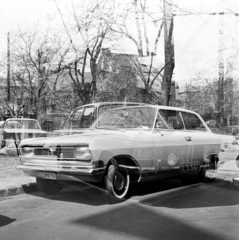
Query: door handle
xmin=185 ymin=136 xmax=192 ymax=141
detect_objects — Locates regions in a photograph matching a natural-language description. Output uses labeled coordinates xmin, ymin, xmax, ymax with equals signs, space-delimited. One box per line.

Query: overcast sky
xmin=1 ymin=0 xmax=239 ymax=86
xmin=0 ymin=0 xmax=57 ymax=54
xmin=174 ymin=0 xmax=239 ymax=86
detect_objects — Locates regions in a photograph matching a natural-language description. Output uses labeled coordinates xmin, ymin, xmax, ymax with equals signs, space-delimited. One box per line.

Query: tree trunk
xmin=218 ymin=13 xmax=225 ymax=127
xmin=134 ymin=0 xmax=143 ymax=56
xmin=36 ymin=97 xmax=46 ymax=128
xmin=36 ymin=70 xmax=47 ymax=127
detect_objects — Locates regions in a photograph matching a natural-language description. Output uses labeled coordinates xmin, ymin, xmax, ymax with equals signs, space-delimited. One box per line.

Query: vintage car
xmin=53 ymin=102 xmax=144 ymax=136
xmin=17 ymin=105 xmax=221 ymax=199
xmin=206 ymin=120 xmax=217 ymax=128
xmin=0 ymin=118 xmax=47 ymax=150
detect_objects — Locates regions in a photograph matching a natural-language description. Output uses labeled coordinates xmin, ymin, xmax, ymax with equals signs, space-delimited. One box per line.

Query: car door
xmin=180 ymin=111 xmax=219 ymax=164
xmin=153 ymin=109 xmax=193 ymax=173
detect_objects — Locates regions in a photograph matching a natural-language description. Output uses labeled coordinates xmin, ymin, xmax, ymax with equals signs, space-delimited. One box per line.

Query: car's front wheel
xmin=105 ymin=165 xmax=130 ymax=199
xmin=36 ymin=178 xmax=64 ymax=194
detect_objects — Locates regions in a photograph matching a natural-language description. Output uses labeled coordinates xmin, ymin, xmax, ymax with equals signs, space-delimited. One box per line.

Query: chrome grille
xmin=34 ymin=148 xmax=49 ymax=155
xmin=62 ymin=147 xmax=74 ymax=159
xmin=32 ymin=146 xmax=75 ymax=160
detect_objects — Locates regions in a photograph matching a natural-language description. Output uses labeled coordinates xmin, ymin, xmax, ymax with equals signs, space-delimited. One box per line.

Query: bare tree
xmin=10 ymin=27 xmax=69 ymax=125
xmin=114 ymin=0 xmax=164 ymax=57
xmin=97 ymin=51 xmax=139 ymax=101
xmin=54 ymin=0 xmax=119 ymax=104
xmin=110 ymin=0 xmax=168 ymax=103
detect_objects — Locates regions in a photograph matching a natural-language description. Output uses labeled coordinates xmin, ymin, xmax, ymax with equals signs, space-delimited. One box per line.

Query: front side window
xmin=159 ymin=109 xmax=184 ymax=130
xmin=181 ymin=112 xmax=206 ymax=131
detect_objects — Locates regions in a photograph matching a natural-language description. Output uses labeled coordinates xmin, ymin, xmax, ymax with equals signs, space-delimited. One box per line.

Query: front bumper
xmin=16 ymin=163 xmax=105 ymax=182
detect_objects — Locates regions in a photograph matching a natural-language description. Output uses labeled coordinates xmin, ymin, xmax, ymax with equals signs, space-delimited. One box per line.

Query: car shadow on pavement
xmin=27 ymin=178 xmax=187 ymax=206
xmin=66 ymin=179 xmax=239 ymax=240
xmin=68 ymin=196 xmax=229 ymax=240
xmin=139 ymin=179 xmax=239 ymax=208
xmin=27 ymin=178 xmax=239 ymax=209
xmin=28 ymin=181 xmax=126 ymax=206
xmin=0 ymin=215 xmax=16 ymax=227
xmin=129 ymin=178 xmax=184 ymax=197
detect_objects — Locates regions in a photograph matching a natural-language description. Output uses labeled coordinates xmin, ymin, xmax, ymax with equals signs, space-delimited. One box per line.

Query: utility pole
xmin=218 ymin=12 xmax=225 ymax=127
xmin=162 ymin=0 xmax=174 ymax=106
xmin=7 ymin=32 xmax=10 ymax=102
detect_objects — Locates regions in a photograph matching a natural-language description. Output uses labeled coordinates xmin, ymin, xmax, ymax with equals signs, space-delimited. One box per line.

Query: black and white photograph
xmin=0 ymin=0 xmax=239 ymax=239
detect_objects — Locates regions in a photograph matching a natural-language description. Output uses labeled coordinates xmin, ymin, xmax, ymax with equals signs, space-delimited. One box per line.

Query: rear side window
xmin=69 ymin=108 xmax=84 ymax=129
xmin=65 ymin=106 xmax=96 ymax=129
xmin=181 ymin=112 xmax=206 ymax=131
xmin=81 ymin=106 xmax=95 ymax=128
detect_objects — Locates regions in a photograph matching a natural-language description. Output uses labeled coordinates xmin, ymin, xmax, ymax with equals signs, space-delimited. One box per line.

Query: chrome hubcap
xmin=114 ymin=171 xmax=124 ymax=191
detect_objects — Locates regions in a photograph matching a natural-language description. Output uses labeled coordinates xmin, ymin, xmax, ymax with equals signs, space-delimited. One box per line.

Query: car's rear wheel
xmin=236 ymin=154 xmax=239 ymax=168
xmin=198 ymin=164 xmax=207 ymax=182
xmin=36 ymin=178 xmax=64 ymax=194
xmin=105 ymin=165 xmax=130 ymax=199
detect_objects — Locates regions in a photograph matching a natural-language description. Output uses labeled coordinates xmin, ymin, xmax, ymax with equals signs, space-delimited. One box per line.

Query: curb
xmin=0 ymin=182 xmax=38 ymax=198
xmin=233 ymin=177 xmax=239 ymax=186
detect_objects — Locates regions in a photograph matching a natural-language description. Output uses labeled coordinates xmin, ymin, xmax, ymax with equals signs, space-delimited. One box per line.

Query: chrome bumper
xmin=16 ymin=163 xmax=105 ymax=183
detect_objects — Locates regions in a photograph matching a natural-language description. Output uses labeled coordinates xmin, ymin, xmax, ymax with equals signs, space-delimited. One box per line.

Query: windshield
xmin=95 ymin=106 xmax=156 ymax=130
xmin=6 ymin=119 xmax=41 ymax=130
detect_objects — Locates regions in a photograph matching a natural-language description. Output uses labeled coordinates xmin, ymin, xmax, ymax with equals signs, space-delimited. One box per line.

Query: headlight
xmin=21 ymin=146 xmax=34 ymax=157
xmin=74 ymin=147 xmax=91 ymax=161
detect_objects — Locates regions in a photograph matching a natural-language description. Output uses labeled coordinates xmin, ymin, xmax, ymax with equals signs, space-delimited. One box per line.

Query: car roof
xmin=104 ymin=104 xmax=201 ymax=115
xmin=72 ymin=102 xmax=145 ymax=110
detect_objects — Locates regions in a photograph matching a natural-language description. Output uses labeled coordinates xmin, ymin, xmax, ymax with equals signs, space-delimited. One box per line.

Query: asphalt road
xmin=0 ymin=178 xmax=239 ymax=240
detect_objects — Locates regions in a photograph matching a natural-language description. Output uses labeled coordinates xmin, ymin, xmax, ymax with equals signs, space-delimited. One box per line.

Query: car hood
xmin=20 ymin=133 xmax=95 ymax=147
xmin=20 ymin=129 xmax=150 ymax=147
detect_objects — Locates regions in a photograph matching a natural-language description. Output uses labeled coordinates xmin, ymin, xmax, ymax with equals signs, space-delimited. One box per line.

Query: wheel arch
xmin=204 ymin=152 xmax=219 ymax=171
xmin=204 ymin=153 xmax=219 ymax=163
xmin=104 ymin=154 xmax=141 ymax=182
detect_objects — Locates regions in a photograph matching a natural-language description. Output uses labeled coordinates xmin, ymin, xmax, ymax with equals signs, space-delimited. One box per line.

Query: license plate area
xmin=180 ymin=162 xmax=200 ymax=173
xmin=42 ymin=172 xmax=57 ymax=180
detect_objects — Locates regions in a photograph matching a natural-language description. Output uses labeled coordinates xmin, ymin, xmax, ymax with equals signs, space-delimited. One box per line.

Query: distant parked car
xmin=224 ymin=125 xmax=239 ymax=136
xmin=53 ymin=102 xmax=145 ymax=135
xmin=206 ymin=120 xmax=217 ymax=128
xmin=0 ymin=118 xmax=47 ymax=149
xmin=17 ymin=105 xmax=221 ymax=200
